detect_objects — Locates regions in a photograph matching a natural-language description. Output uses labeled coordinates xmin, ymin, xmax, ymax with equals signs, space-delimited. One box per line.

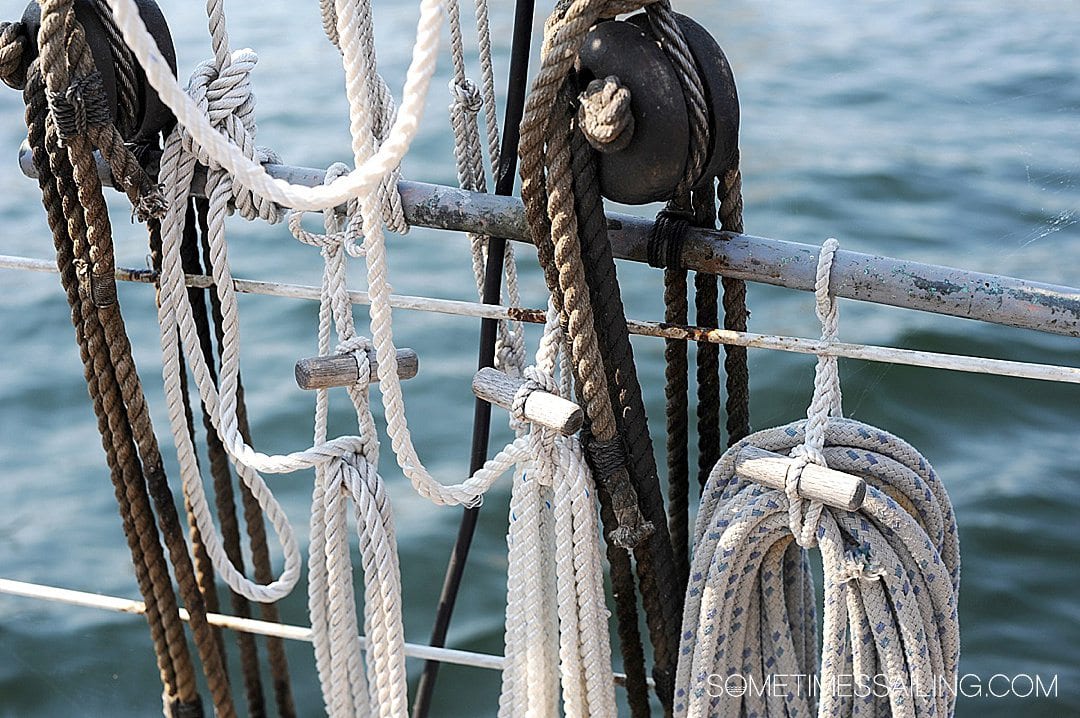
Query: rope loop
xmin=785 ymin=238 xmax=844 ymax=546
xmin=577 ymin=75 xmax=634 ymax=153
xmin=0 ymin=21 xmax=30 ymax=90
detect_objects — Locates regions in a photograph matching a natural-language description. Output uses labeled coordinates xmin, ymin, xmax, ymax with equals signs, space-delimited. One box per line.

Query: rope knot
xmin=336 ymin=336 xmax=373 ymax=385
xmin=449 ymin=78 xmax=483 ymax=114
xmin=48 ymin=71 xmax=112 ymax=140
xmin=577 ymin=76 xmax=635 ymax=153
xmin=0 ymin=21 xmax=30 ymax=90
xmin=182 ymin=51 xmax=282 ymax=224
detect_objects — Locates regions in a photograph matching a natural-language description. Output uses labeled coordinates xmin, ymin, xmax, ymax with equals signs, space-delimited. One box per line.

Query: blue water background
xmin=1 ymin=1 xmax=1078 ymax=715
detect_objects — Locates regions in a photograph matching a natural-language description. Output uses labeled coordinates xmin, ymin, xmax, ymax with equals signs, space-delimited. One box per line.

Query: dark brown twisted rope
xmin=23 ymin=64 xmax=191 ymax=710
xmin=691 ymin=186 xmax=723 ymax=484
xmin=718 ymin=159 xmax=751 ymax=449
xmin=571 ymin=123 xmax=681 ymax=714
xmin=29 ymin=3 xmax=237 ymax=713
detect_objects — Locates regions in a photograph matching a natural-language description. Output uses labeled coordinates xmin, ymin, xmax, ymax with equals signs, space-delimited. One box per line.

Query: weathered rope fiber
xmin=718 ymin=159 xmax=750 ymax=448
xmin=10 ymin=1 xmax=236 ymax=713
xmin=520 ymin=0 xmax=703 ymax=704
xmin=22 ymin=65 xmax=196 ymax=714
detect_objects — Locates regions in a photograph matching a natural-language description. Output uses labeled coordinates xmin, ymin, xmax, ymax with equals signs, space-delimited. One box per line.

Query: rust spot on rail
xmin=505 ymin=306 xmax=547 ymax=324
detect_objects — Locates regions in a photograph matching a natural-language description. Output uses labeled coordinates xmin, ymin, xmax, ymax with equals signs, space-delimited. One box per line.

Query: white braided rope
xmin=676 ymin=241 xmax=961 ymax=718
xmin=677 ymin=419 xmax=961 ymax=718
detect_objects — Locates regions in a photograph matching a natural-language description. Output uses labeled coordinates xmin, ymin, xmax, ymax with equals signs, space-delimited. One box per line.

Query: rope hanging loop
xmin=574 ymin=8 xmax=739 ymax=204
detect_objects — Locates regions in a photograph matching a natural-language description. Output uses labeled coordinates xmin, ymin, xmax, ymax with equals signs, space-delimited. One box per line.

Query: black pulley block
xmin=576 ymin=19 xmax=689 ymax=205
xmin=21 ymin=0 xmax=177 ymax=144
xmin=577 ymin=13 xmax=739 ymax=204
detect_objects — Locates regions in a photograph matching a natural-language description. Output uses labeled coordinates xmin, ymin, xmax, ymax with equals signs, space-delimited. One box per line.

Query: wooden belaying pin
xmin=471 ymin=367 xmax=584 ymax=436
xmin=734 ymin=445 xmax=867 ymax=511
xmin=294 ymin=348 xmax=419 ymax=390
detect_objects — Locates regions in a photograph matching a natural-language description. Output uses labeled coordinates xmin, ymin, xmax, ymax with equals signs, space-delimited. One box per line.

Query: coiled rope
xmin=675 ymin=239 xmax=961 ymax=718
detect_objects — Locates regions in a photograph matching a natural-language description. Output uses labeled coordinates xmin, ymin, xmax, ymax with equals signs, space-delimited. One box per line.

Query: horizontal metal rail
xmin=18 ymin=146 xmax=1080 ymax=338
xmin=0 ymin=578 xmax=505 ymax=671
xmin=4 ymin=253 xmax=1079 ymax=384
xmin=0 ymin=577 xmax=646 ymax=686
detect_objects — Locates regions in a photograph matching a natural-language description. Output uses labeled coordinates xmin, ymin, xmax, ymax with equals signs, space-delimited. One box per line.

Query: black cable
xmin=410 ymin=2 xmax=536 ymax=715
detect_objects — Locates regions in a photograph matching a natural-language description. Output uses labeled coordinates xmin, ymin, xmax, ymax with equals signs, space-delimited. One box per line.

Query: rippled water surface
xmin=1 ymin=1 xmax=1078 ymax=716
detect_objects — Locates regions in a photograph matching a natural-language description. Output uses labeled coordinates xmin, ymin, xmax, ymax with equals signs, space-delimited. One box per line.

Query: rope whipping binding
xmin=676 ymin=239 xmax=961 ymax=717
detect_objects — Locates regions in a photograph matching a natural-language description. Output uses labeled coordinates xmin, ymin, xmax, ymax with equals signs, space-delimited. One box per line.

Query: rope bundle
xmin=676 ymin=241 xmax=961 ymax=718
xmin=499 ymin=309 xmax=617 ymax=718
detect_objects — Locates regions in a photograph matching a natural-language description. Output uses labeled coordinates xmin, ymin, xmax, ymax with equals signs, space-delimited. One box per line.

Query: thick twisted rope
xmin=21 ymin=63 xmax=196 ymax=715
xmin=20 ymin=2 xmax=243 ymax=713
xmin=719 ymin=159 xmax=751 ymax=447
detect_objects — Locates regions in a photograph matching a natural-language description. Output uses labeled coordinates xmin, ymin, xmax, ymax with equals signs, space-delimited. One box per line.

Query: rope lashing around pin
xmin=674 ymin=240 xmax=961 ymax=718
xmin=336 ymin=335 xmax=374 ymax=385
xmin=510 ymin=365 xmax=560 ymax=426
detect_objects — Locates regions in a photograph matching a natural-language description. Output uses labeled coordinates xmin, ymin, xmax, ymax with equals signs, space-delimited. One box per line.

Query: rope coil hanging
xmin=676 ymin=239 xmax=961 ymax=718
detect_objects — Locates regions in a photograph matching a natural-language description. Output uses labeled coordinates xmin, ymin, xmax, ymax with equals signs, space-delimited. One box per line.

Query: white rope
xmin=786 ymin=237 xmax=842 ymax=547
xmin=146 ymin=4 xmax=524 ymax=712
xmin=104 ymin=0 xmax=444 ymax=211
xmin=676 ymin=239 xmax=962 ymax=718
xmin=446 ymin=0 xmax=526 ymax=375
xmin=498 ymin=308 xmax=617 ymax=718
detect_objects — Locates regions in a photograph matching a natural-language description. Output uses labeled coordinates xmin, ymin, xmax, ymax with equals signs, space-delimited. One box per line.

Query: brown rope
xmin=646 ymin=204 xmax=692 ymax=598
xmin=22 ymin=64 xmax=191 ymax=710
xmin=691 ymin=186 xmax=723 ymax=485
xmin=718 ymin=158 xmax=751 ymax=448
xmin=21 ymin=2 xmax=240 ymax=714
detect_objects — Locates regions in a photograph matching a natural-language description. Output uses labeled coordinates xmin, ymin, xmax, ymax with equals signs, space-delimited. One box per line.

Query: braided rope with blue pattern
xmin=675 ymin=417 xmax=960 ymax=718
